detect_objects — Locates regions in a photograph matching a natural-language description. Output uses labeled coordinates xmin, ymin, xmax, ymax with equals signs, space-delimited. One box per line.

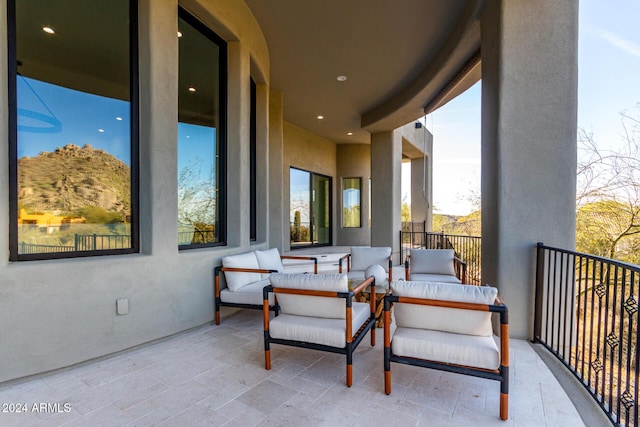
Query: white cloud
xmin=588 ymin=26 xmax=640 ymax=58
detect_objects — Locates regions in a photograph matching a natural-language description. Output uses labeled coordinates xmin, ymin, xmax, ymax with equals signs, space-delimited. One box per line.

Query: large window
xmin=290 ymin=168 xmax=331 ymax=247
xmin=342 ymin=178 xmax=361 ymax=228
xmin=8 ymin=0 xmax=139 ymax=260
xmin=177 ymin=8 xmax=227 ymax=248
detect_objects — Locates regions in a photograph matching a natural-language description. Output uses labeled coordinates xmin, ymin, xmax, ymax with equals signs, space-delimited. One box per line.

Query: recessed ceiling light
xmin=347 ymin=132 xmax=353 ymax=136
xmin=116 ymin=117 xmax=123 ymax=121
xmin=188 ymin=86 xmax=196 ymax=92
xmin=317 ymin=115 xmax=324 ymax=120
xmin=177 ymin=31 xmax=183 ymax=38
xmin=98 ymin=129 xmax=105 ymax=133
xmin=42 ymin=26 xmax=55 ymax=34
xmin=336 ymin=75 xmax=347 ymax=82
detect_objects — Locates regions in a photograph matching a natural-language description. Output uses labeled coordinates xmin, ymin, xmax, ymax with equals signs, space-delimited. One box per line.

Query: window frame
xmin=249 ymin=77 xmax=257 ymax=241
xmin=7 ymin=0 xmax=140 ymax=261
xmin=342 ymin=177 xmax=362 ymax=228
xmin=177 ymin=7 xmax=228 ymax=250
xmin=289 ymin=166 xmax=333 ymax=248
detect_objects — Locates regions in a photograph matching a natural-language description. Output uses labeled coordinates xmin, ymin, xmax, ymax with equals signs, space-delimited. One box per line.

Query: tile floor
xmin=0 ymin=309 xmax=586 ymax=427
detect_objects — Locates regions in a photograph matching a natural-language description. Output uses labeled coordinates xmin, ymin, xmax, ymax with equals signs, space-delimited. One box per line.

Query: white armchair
xmin=214 ymin=248 xmax=318 ymax=324
xmin=339 ymin=246 xmax=395 ymax=283
xmin=404 ymin=248 xmax=467 ymax=284
xmin=263 ymin=273 xmax=377 ymax=387
xmin=384 ymin=281 xmax=509 ymax=420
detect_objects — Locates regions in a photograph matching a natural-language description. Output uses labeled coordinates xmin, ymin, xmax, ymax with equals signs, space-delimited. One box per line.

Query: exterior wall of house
xmin=336 ymin=144 xmax=371 ymax=246
xmin=282 ymin=122 xmax=338 ymax=251
xmin=0 ymin=0 xmax=273 ymax=383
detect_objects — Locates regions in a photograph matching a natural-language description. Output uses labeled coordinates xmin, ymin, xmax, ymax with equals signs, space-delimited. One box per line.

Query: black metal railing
xmin=18 ymin=242 xmax=74 ymax=254
xmin=534 ymin=243 xmax=640 ymax=427
xmin=74 ymin=234 xmax=132 ymax=251
xmin=400 ymin=230 xmax=482 ymax=286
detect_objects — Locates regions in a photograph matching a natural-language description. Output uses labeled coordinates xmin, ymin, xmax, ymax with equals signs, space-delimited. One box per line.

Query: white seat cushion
xmin=220 ymin=280 xmax=274 ymax=305
xmin=409 ymin=273 xmax=461 ymax=284
xmin=346 ymin=270 xmax=365 ymax=281
xmin=270 ymin=302 xmax=370 ymax=348
xmin=392 ymin=327 xmax=500 ymax=370
xmin=269 ymin=273 xmax=349 ymax=319
xmin=391 ymin=281 xmax=497 ymax=337
xmin=222 ymin=252 xmax=261 ymax=291
xmin=350 ymin=246 xmax=391 ymax=272
xmin=255 ymin=248 xmax=284 ymax=279
xmin=410 ymin=249 xmax=456 ymax=276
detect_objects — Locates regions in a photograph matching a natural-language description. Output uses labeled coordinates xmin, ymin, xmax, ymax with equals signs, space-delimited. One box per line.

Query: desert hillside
xmin=18 ymin=144 xmax=130 ymax=215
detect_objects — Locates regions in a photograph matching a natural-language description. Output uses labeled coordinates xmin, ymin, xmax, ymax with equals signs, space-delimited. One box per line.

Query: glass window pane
xmin=290 ymin=168 xmax=310 ymax=246
xmin=12 ymin=0 xmax=136 ymax=258
xmin=343 ymin=178 xmax=361 ymax=228
xmin=178 ymin=10 xmax=226 ymax=247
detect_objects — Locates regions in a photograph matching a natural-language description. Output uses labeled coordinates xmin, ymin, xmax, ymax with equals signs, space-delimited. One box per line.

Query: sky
xmin=403 ymin=1 xmax=640 ymax=216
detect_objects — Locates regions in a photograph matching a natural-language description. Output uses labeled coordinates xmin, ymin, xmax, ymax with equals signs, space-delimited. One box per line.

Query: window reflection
xmin=12 ymin=0 xmax=135 ymax=258
xmin=343 ymin=178 xmax=361 ymax=228
xmin=177 ymin=10 xmax=226 ymax=247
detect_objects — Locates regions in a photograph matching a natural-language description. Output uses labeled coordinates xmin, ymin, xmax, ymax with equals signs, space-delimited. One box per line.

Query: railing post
xmin=533 ymin=242 xmax=545 ymax=342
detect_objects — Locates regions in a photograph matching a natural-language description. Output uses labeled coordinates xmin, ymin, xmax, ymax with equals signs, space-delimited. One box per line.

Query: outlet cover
xmin=116 ymin=298 xmax=129 ymax=315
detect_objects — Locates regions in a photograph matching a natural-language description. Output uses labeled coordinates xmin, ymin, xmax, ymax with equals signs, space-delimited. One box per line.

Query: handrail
xmin=534 ymin=242 xmax=640 ymax=427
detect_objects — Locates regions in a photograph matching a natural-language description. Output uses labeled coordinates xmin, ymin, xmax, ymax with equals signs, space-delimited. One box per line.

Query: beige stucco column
xmin=371 ymin=131 xmax=403 ymax=263
xmin=410 ymin=156 xmax=432 ymax=228
xmin=481 ymin=0 xmax=578 ymax=338
xmin=268 ymin=89 xmax=286 ymax=251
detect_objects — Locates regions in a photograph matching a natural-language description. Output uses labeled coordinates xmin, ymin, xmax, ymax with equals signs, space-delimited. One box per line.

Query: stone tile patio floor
xmin=0 ymin=309 xmax=585 ymax=427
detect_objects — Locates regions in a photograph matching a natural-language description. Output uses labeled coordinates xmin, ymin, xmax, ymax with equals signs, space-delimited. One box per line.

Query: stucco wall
xmin=0 ymin=0 xmax=271 ymax=383
xmin=282 ymin=122 xmax=337 ymax=250
xmin=336 ymin=144 xmax=371 ymax=245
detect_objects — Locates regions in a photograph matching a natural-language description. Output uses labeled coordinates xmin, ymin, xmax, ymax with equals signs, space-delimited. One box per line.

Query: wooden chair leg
xmin=500 ymin=392 xmax=508 ymax=420
xmin=265 ymin=349 xmax=271 ymax=370
xmin=346 ymin=363 xmax=352 ymax=387
xmin=384 ymin=370 xmax=391 ymax=395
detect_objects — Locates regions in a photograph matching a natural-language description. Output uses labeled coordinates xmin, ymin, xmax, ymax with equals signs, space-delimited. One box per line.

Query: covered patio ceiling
xmin=245 ymin=0 xmax=483 ymax=144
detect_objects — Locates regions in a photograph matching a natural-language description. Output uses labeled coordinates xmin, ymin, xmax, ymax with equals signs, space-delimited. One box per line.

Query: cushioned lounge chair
xmin=263 ymin=273 xmax=377 ymax=386
xmin=214 ymin=248 xmax=317 ymax=324
xmin=384 ymin=280 xmax=509 ymax=420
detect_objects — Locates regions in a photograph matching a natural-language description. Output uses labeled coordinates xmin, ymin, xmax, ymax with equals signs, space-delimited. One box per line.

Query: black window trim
xmin=289 ymin=166 xmax=333 ymax=249
xmin=249 ymin=77 xmax=257 ymax=242
xmin=177 ymin=6 xmax=228 ymax=250
xmin=7 ymin=0 xmax=140 ymax=261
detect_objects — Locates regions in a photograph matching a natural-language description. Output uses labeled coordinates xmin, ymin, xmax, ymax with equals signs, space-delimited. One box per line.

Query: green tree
xmin=576 ymin=106 xmax=640 ymax=263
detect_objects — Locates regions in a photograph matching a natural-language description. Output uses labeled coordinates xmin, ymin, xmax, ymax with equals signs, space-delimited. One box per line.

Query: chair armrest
xmin=351 ymin=276 xmax=375 ymax=296
xmin=454 ymin=257 xmax=467 ymax=284
xmin=214 ymin=266 xmax=277 ymax=296
xmin=280 ymin=255 xmax=318 ymax=274
xmin=338 ymin=254 xmax=350 ymax=273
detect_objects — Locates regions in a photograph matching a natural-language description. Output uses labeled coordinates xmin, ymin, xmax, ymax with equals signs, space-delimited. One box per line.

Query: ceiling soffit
xmin=246 ymin=0 xmax=483 ymax=144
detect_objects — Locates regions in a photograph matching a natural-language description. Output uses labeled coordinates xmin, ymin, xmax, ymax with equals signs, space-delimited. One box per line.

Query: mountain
xmin=18 ymin=144 xmax=130 ymax=215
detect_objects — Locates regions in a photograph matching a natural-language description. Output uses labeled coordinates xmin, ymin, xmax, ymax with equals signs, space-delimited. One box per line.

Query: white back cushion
xmin=350 ymin=246 xmax=391 ymax=271
xmin=391 ymin=281 xmax=497 ymax=336
xmin=255 ymin=248 xmax=284 ymax=279
xmin=269 ymin=273 xmax=348 ymax=319
xmin=410 ymin=249 xmax=456 ymax=276
xmin=222 ymin=252 xmax=261 ymax=291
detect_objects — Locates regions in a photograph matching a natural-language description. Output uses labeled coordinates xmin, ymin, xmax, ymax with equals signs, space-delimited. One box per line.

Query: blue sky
xmin=17 ymin=77 xmax=131 ymax=164
xmin=406 ymin=1 xmax=640 ymax=216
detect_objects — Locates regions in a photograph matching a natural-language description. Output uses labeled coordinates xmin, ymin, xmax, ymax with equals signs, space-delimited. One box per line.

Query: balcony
xmin=1 ymin=241 xmax=619 ymax=426
xmin=0 ymin=308 xmax=598 ymax=426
